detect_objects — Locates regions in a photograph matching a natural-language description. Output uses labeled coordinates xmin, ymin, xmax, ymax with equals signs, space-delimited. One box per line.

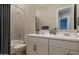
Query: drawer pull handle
xmin=67 ymin=53 xmax=70 ymax=55
xmin=33 ymin=44 xmax=37 ymax=51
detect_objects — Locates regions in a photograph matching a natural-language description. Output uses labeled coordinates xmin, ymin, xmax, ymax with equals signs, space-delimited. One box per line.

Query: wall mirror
xmin=35 ymin=4 xmax=75 ymax=32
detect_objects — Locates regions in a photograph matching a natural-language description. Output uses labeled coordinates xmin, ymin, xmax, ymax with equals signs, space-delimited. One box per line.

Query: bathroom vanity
xmin=26 ymin=34 xmax=79 ymax=55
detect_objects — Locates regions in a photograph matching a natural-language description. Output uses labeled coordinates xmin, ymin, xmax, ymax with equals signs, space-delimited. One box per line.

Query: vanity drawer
xmin=49 ymin=39 xmax=79 ymax=51
xmin=27 ymin=37 xmax=48 ymax=44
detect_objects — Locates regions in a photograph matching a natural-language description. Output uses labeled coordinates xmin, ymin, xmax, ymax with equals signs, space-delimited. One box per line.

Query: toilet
xmin=14 ymin=44 xmax=26 ymax=55
xmin=11 ymin=35 xmax=27 ymax=55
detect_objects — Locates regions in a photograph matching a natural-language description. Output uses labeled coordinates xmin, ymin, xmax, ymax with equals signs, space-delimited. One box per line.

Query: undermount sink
xmin=54 ymin=33 xmax=77 ymax=39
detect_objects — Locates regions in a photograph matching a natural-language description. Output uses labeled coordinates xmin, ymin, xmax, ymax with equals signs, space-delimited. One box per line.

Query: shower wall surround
xmin=11 ymin=5 xmax=36 ymax=41
xmin=11 ymin=5 xmax=25 ymax=40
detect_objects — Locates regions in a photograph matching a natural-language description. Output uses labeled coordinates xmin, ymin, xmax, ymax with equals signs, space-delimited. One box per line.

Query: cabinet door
xmin=70 ymin=50 xmax=79 ymax=55
xmin=27 ymin=41 xmax=48 ymax=55
xmin=49 ymin=39 xmax=69 ymax=55
xmin=49 ymin=46 xmax=68 ymax=55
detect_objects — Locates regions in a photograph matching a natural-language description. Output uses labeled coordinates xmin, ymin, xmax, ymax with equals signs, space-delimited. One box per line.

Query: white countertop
xmin=27 ymin=33 xmax=79 ymax=42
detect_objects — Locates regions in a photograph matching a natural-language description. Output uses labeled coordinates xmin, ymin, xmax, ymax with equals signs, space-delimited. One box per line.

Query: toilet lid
xmin=14 ymin=44 xmax=26 ymax=49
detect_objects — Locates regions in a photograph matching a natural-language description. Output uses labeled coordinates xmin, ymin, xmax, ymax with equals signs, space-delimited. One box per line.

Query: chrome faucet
xmin=64 ymin=33 xmax=70 ymax=36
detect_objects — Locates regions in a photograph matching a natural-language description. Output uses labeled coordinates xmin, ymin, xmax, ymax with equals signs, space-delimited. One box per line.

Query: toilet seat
xmin=14 ymin=44 xmax=26 ymax=52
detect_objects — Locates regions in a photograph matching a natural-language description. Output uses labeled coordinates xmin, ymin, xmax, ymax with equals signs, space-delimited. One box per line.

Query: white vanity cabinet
xmin=27 ymin=34 xmax=79 ymax=55
xmin=27 ymin=37 xmax=48 ymax=55
xmin=49 ymin=39 xmax=79 ymax=55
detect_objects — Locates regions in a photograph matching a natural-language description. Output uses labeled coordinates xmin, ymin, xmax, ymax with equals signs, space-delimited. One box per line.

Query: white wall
xmin=36 ymin=4 xmax=74 ymax=30
xmin=24 ymin=5 xmax=36 ymax=34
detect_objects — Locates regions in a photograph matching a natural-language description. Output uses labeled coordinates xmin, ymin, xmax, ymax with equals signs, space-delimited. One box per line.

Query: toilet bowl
xmin=14 ymin=44 xmax=26 ymax=55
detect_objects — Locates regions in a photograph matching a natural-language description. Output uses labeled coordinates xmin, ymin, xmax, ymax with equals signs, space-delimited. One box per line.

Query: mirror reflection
xmin=36 ymin=4 xmax=75 ymax=32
